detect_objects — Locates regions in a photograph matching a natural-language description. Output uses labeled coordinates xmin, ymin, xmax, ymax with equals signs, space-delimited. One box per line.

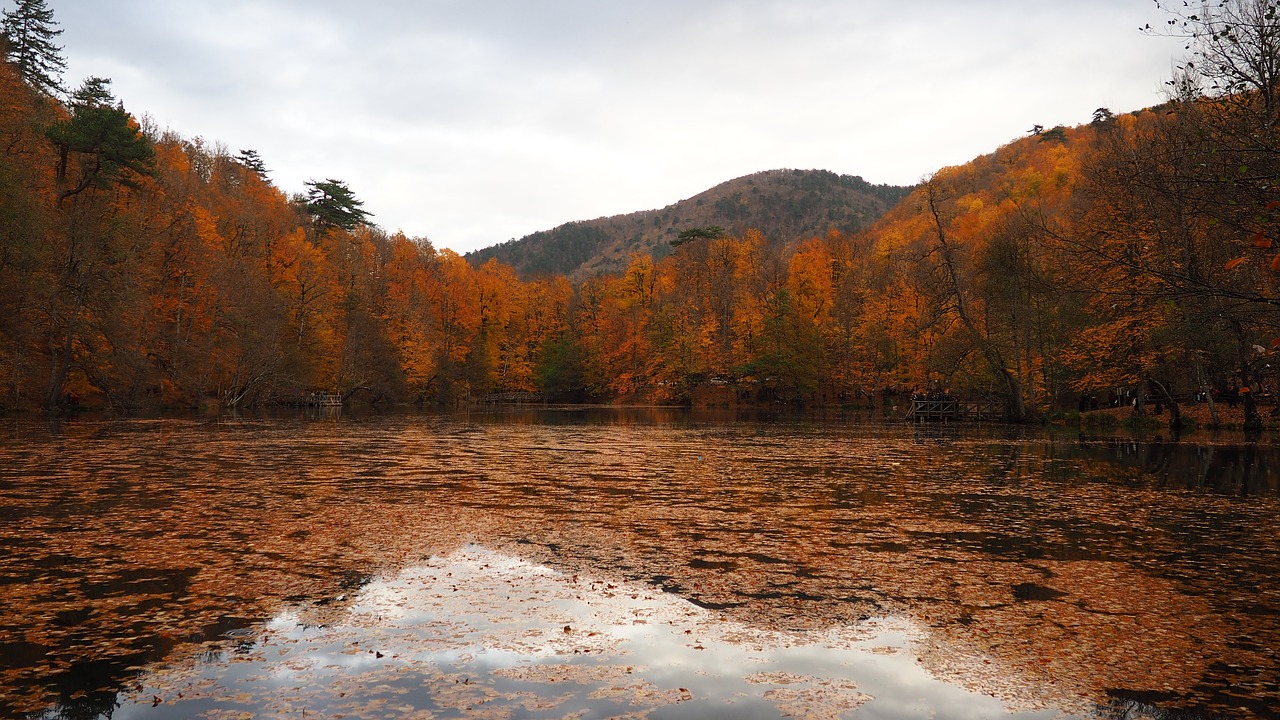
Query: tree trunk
xmin=1150 ymin=377 xmax=1182 ymax=430
xmin=1243 ymin=375 xmax=1263 ymax=431
xmin=45 ymin=328 xmax=74 ymax=411
xmin=925 ymin=183 xmax=1028 ymax=421
xmin=1196 ymin=364 xmax=1221 ymax=428
xmin=44 ymin=286 xmax=84 ymax=412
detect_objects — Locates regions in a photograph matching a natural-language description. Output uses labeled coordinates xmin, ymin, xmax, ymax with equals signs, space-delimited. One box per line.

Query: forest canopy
xmin=1 ymin=0 xmax=1278 ymax=427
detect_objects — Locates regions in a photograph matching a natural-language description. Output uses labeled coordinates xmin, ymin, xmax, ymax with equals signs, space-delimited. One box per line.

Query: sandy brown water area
xmin=1 ymin=408 xmax=1277 ymax=718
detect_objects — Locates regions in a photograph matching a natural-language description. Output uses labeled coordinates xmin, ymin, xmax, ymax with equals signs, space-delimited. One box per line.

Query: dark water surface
xmin=1 ymin=408 xmax=1278 ymax=718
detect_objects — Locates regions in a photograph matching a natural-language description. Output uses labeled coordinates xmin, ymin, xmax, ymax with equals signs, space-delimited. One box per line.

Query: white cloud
xmin=51 ymin=0 xmax=1184 ymax=253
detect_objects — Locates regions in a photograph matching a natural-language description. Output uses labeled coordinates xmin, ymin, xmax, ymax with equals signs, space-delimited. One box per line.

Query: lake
xmin=1 ymin=408 xmax=1278 ymax=719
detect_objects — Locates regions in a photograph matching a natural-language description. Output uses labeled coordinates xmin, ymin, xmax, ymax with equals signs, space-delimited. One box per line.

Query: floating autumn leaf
xmin=1253 ymin=232 xmax=1272 ymax=248
xmin=3 ymin=418 xmax=1280 ymax=719
xmin=1226 ymin=256 xmax=1248 ymax=270
xmin=1272 ymin=254 xmax=1280 ymax=272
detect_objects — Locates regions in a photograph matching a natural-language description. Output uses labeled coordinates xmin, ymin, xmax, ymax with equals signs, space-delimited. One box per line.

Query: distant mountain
xmin=466 ymin=169 xmax=914 ymax=279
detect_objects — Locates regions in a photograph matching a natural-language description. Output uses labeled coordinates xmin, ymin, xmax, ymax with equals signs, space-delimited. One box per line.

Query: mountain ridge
xmin=465 ymin=168 xmax=913 ymax=279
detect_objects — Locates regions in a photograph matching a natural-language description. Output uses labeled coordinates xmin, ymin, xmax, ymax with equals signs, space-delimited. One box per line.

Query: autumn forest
xmin=3 ymin=1 xmax=1280 ymax=425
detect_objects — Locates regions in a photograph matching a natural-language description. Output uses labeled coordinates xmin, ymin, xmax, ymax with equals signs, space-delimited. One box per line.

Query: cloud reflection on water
xmin=115 ymin=545 xmax=1072 ymax=719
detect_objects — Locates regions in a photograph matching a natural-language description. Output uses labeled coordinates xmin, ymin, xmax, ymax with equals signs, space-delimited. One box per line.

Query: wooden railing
xmin=478 ymin=391 xmax=547 ymax=404
xmin=906 ymin=399 xmax=1001 ymax=422
xmin=304 ymin=391 xmax=343 ymax=406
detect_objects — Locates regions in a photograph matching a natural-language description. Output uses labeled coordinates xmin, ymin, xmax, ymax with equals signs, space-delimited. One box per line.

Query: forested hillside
xmin=465 ymin=169 xmax=912 ymax=279
xmin=1 ymin=0 xmax=1278 ymax=426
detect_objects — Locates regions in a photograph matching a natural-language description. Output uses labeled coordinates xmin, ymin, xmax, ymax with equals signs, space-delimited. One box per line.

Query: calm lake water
xmin=2 ymin=408 xmax=1278 ymax=719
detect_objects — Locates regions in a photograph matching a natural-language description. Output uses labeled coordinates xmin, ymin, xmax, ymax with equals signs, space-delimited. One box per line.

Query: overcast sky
xmin=49 ymin=1 xmax=1183 ymax=254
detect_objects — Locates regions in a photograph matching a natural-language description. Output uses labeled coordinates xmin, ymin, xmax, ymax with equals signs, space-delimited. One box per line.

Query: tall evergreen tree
xmin=45 ymin=76 xmax=155 ymax=202
xmin=303 ymin=178 xmax=371 ymax=231
xmin=236 ymin=148 xmax=268 ymax=177
xmin=1 ymin=0 xmax=66 ymax=96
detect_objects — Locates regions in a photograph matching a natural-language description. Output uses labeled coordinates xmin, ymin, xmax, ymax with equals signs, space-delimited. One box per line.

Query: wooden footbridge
xmin=303 ymin=391 xmax=343 ymax=407
xmin=906 ymin=398 xmax=1000 ymax=422
xmin=478 ymin=391 xmax=548 ymax=405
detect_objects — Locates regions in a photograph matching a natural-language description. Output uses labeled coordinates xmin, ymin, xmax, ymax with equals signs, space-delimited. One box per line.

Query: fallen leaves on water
xmin=2 ymin=419 xmax=1279 ymax=717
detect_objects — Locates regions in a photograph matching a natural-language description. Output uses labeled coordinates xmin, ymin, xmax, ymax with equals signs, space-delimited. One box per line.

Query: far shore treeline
xmin=3 ymin=1 xmax=1280 ymax=426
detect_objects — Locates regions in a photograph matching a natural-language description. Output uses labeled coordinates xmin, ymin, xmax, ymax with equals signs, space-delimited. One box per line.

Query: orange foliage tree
xmin=5 ymin=1 xmax=1280 ymax=422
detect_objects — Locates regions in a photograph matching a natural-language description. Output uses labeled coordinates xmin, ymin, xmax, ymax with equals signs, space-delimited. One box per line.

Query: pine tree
xmin=303 ymin=178 xmax=371 ymax=231
xmin=236 ymin=148 xmax=268 ymax=177
xmin=1 ymin=0 xmax=67 ymax=96
xmin=45 ymin=76 xmax=155 ymax=202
